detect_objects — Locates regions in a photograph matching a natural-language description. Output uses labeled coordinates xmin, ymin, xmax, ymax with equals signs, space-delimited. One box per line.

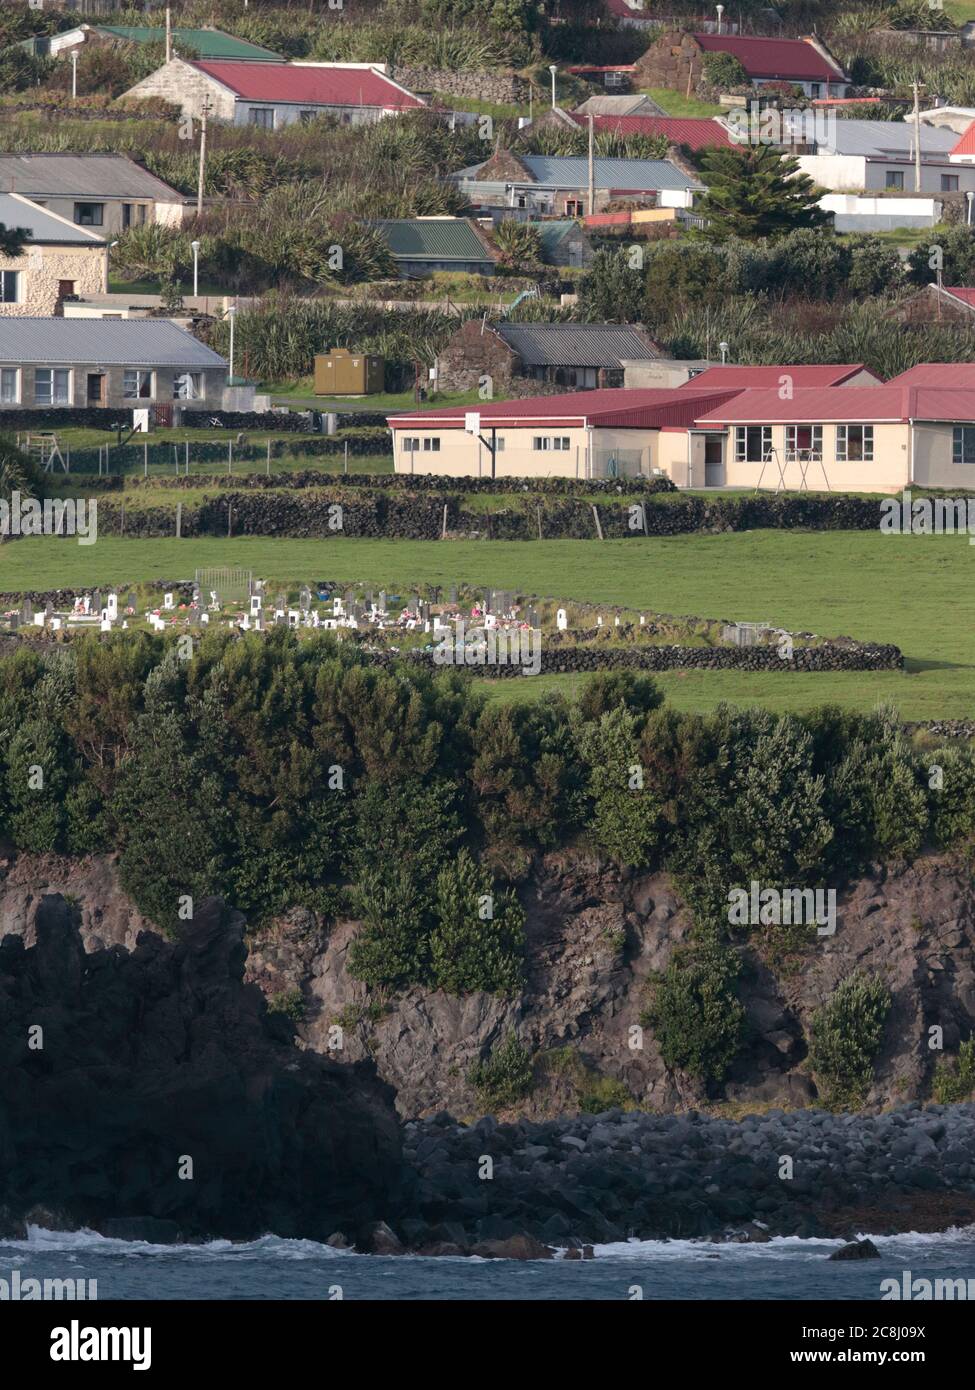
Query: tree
xmin=578 ymin=247 xmax=648 ymax=323
xmin=694 ymin=146 xmax=829 ymax=241
xmin=491 ymin=219 xmax=542 ymax=270
xmin=642 ymin=940 xmax=747 ymax=1085
xmin=429 ymin=849 xmax=525 ymax=995
xmin=700 ymin=50 xmax=748 ymax=94
xmin=808 ymin=972 xmax=891 ymax=1109
xmin=907 ymin=224 xmax=975 ymax=287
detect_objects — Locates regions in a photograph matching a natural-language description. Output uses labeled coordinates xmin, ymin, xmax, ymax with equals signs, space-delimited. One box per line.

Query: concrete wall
xmin=912 ymin=421 xmax=975 ymax=488
xmin=697 ymin=421 xmax=910 ymax=491
xmin=0 ymin=243 xmax=106 ymax=316
xmin=0 ymin=361 xmax=225 ymax=410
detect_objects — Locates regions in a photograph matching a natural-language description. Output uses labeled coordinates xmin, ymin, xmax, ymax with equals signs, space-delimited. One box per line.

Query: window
xmin=942 ymin=174 xmax=960 ymax=192
xmin=402 ymin=436 xmax=440 ymax=452
xmin=734 ymin=425 xmax=772 ymax=462
xmin=953 ymin=426 xmax=975 ymax=463
xmin=422 ymin=437 xmax=440 ymax=452
xmin=835 ymin=424 xmax=874 ymax=462
xmin=495 ymin=437 xmax=505 ymax=451
xmin=122 ymin=202 xmax=148 ymax=229
xmin=532 ymin=436 xmax=571 ymax=451
xmin=248 ymin=107 xmax=274 ymax=129
xmin=298 ymin=110 xmax=321 ymax=125
xmin=785 ymin=424 xmax=823 ymax=460
xmin=0 ymin=368 xmax=19 ymax=404
xmin=34 ymin=368 xmax=70 ymax=406
xmin=73 ymin=202 xmax=104 ymax=226
xmin=810 ymin=83 xmax=822 ymax=99
xmin=565 ymin=199 xmax=583 ymax=216
xmin=173 ymin=372 xmax=203 ymax=401
xmin=885 ymin=171 xmax=905 ymax=190
xmin=123 ymin=369 xmax=153 ymax=400
xmin=0 ymin=271 xmax=19 ymax=304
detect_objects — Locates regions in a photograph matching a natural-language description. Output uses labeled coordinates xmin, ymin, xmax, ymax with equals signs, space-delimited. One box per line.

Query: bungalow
xmin=675 ymin=364 xmax=882 ymax=391
xmin=451 ymin=151 xmax=701 ymax=217
xmin=387 ymin=366 xmax=975 ymax=490
xmin=636 ymin=31 xmax=850 ymax=100
xmin=794 ymin=120 xmax=975 ymax=195
xmin=0 ymin=153 xmax=189 ymax=234
xmin=0 ymin=318 xmax=227 ymax=412
xmin=573 ymin=95 xmax=665 ymax=117
xmin=434 ymin=321 xmax=662 ymax=394
xmin=567 ymin=113 xmax=735 ymax=152
xmin=16 ymin=24 xmax=280 ymax=61
xmin=373 ymin=218 xmax=498 ymax=278
xmin=602 ymin=0 xmax=657 ymax=29
xmin=0 ymin=192 xmax=106 ymax=315
xmin=123 ymin=58 xmax=426 ymax=127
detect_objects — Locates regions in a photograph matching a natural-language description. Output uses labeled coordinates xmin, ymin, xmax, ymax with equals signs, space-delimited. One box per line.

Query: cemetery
xmin=0 ymin=570 xmax=903 ymax=677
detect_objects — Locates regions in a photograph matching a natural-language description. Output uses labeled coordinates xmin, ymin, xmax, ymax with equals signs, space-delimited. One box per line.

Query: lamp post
xmin=716 ymin=5 xmax=724 ymax=34
xmin=549 ymin=64 xmax=557 ymax=110
xmin=191 ymin=240 xmax=200 ymax=298
xmin=967 ymin=191 xmax=973 ymax=226
xmin=227 ymin=304 xmax=237 ymax=382
xmin=719 ymin=340 xmax=729 ymax=364
xmin=70 ymin=50 xmax=78 ymax=99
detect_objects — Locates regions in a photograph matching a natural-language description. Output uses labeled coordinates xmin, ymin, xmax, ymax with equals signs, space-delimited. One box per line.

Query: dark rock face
xmin=0 ymin=895 xmax=403 ymax=1243
xmin=830 ymin=1239 xmax=881 ymax=1261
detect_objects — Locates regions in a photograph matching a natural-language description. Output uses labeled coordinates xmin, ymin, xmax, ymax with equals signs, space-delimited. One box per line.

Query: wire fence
xmin=60 ymin=436 xmax=392 ymax=478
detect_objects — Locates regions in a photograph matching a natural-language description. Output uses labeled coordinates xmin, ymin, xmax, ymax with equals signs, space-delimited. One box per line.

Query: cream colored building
xmin=389 ymin=378 xmax=975 ymax=492
xmin=0 ymin=193 xmax=106 ymax=316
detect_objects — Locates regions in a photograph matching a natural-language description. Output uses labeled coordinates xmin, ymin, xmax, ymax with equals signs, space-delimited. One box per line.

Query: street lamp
xmin=967 ymin=191 xmax=973 ymax=227
xmin=227 ymin=304 xmax=237 ymax=381
xmin=716 ymin=5 xmax=724 ymax=34
xmin=719 ymin=340 xmax=729 ymax=364
xmin=191 ymin=239 xmax=200 ymax=297
xmin=70 ymin=50 xmax=78 ymax=99
xmin=549 ymin=64 xmax=557 ymax=110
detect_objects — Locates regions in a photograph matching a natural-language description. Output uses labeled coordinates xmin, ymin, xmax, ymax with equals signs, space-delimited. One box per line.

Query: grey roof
xmin=574 ymin=95 xmax=666 ymax=116
xmin=814 ymin=119 xmax=958 ymax=158
xmin=495 ymin=322 xmax=659 ymax=368
xmin=0 ymin=153 xmax=183 ymax=202
xmin=0 ymin=193 xmax=104 ymax=245
xmin=458 ymin=155 xmax=701 ymax=191
xmin=0 ymin=319 xmax=227 ymax=368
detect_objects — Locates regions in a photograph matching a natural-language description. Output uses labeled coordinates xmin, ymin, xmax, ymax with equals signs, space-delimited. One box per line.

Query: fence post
xmin=120 ymin=503 xmax=125 ymax=538
xmin=344 ymin=440 xmax=348 ymax=474
xmin=227 ymin=502 xmax=232 ymax=538
xmin=144 ymin=442 xmax=148 ymax=477
xmin=591 ymin=504 xmax=604 ymax=540
xmin=228 ymin=440 xmax=233 ymax=475
xmin=176 ymin=502 xmax=182 ymax=539
xmin=65 ymin=446 xmax=70 ymax=473
xmin=185 ymin=440 xmax=189 ymax=475
xmin=174 ymin=445 xmax=178 ymax=475
xmin=266 ymin=439 xmax=271 ymax=476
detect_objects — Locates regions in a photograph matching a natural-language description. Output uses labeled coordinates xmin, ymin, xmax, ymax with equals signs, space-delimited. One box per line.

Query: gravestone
xmin=250 ymin=594 xmax=262 ymax=616
xmin=529 ymin=607 xmax=541 ymax=630
xmin=379 ymin=589 xmax=387 ymax=612
xmin=163 ymin=592 xmax=174 ymax=611
xmin=556 ymin=608 xmax=567 ymax=631
xmin=123 ymin=591 xmax=135 ymax=613
xmin=107 ymin=593 xmax=118 ymax=621
xmin=299 ymin=586 xmax=312 ymax=613
xmin=449 ymin=584 xmax=458 ymax=605
xmin=21 ymin=599 xmax=32 ymax=623
xmin=44 ymin=600 xmax=54 ymax=621
xmin=92 ymin=590 xmax=101 ymax=614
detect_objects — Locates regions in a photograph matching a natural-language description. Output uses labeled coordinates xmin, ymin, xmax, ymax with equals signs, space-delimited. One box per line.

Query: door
xmin=86 ymin=373 xmax=105 ymax=406
xmin=58 ymin=280 xmax=76 ymax=300
xmin=704 ymin=434 xmax=724 ymax=487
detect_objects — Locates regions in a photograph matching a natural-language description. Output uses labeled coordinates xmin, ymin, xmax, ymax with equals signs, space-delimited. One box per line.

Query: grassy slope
xmin=641 ymin=86 xmax=723 ymax=118
xmin=3 ymin=531 xmax=973 ymax=718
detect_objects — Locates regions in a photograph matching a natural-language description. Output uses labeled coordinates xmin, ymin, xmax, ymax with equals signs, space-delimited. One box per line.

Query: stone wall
xmin=0 ymin=244 xmax=106 ymax=317
xmin=124 ymin=58 xmax=235 ymax=122
xmin=634 ymin=30 xmax=706 ymax=93
xmin=390 ymin=66 xmax=529 ymax=104
xmin=435 ymin=320 xmax=519 ymax=394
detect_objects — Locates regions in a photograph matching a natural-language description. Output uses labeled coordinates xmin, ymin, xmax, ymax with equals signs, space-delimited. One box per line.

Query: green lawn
xmin=3 ymin=531 xmax=974 ymax=719
xmin=641 ymin=86 xmax=723 ymax=118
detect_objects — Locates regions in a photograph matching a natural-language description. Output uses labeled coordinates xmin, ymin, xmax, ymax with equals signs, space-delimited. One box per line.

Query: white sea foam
xmin=0 ymin=1227 xmax=351 ymax=1261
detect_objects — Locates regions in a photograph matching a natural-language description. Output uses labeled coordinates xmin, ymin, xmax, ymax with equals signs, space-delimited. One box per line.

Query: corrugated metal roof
xmin=519 ymin=155 xmax=700 ymax=190
xmin=0 ymin=153 xmax=183 ymax=201
xmin=0 ymin=319 xmax=227 ymax=368
xmin=887 ymin=361 xmax=975 ymax=386
xmin=817 ymin=119 xmax=957 ymax=157
xmin=693 ymin=34 xmax=846 ymax=82
xmin=574 ymin=95 xmax=665 ymax=116
xmin=193 ymin=60 xmax=424 ymax=108
xmin=98 ymin=26 xmax=280 ymax=59
xmin=678 ymin=364 xmax=876 ymax=391
xmin=389 ymin=385 xmax=742 ymax=429
xmin=952 ymin=121 xmax=975 ymax=156
xmin=374 ymin=218 xmax=496 ymax=263
xmin=568 ymin=113 xmax=734 ymax=150
xmin=496 ymin=323 xmax=659 ymax=368
xmin=0 ymin=193 xmax=104 ymax=245
xmin=533 ymin=220 xmax=579 ymax=253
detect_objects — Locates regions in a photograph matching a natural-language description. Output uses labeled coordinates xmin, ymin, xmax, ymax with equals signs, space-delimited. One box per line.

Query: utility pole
xmin=588 ymin=113 xmax=595 ymax=217
xmin=165 ymin=6 xmax=172 ymax=64
xmin=197 ymin=99 xmax=210 ymax=217
xmin=913 ymin=79 xmax=922 ymax=194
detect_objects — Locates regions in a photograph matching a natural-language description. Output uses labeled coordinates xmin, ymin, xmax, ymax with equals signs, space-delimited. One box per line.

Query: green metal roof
xmin=97 ymin=27 xmax=281 ymax=61
xmin=374 ymin=218 xmax=497 ymax=265
xmin=533 ymin=220 xmax=578 ymax=253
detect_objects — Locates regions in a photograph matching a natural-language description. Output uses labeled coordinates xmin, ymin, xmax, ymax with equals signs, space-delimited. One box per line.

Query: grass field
xmin=3 ymin=531 xmax=974 ymax=719
xmin=641 ymin=87 xmax=723 ymax=118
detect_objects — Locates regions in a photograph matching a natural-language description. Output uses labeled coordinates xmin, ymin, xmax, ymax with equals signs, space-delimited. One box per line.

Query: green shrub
xmin=932 ymin=1039 xmax=975 ymax=1104
xmin=579 ymin=705 xmax=663 ymax=867
xmin=468 ymin=1031 xmax=534 ymax=1110
xmin=642 ymin=941 xmax=746 ymax=1084
xmin=268 ymin=988 xmax=306 ymax=1025
xmin=807 ymin=972 xmax=892 ymax=1110
xmin=429 ymin=849 xmax=525 ymax=995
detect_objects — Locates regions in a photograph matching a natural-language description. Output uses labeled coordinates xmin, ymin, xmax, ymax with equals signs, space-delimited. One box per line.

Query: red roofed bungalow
xmin=677 ymin=364 xmax=881 ymax=391
xmin=123 ymin=57 xmax=426 ymax=126
xmin=950 ymin=121 xmax=975 ymax=160
xmin=691 ymin=34 xmax=848 ymax=95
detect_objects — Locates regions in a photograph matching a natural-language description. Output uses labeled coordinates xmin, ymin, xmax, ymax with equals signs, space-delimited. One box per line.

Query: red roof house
xmin=677 ymin=364 xmax=881 ymax=391
xmin=568 ymin=113 xmax=734 ymax=151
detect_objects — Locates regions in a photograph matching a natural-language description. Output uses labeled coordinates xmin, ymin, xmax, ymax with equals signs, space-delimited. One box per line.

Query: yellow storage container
xmin=314 ymin=348 xmax=385 ymax=396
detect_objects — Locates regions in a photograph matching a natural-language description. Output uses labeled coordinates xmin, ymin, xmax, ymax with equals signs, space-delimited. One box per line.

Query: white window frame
xmin=123 ymin=368 xmax=154 ymax=400
xmin=0 ymin=367 xmax=20 ymax=403
xmin=34 ymin=367 xmax=71 ymax=406
xmin=421 ymin=437 xmax=440 ymax=452
xmin=532 ymin=436 xmax=571 ymax=451
xmin=0 ymin=271 xmax=20 ymax=304
xmin=173 ymin=372 xmax=203 ymax=401
xmin=835 ymin=424 xmax=874 ymax=462
xmin=248 ymin=107 xmax=275 ymax=129
xmin=885 ymin=170 xmax=905 ymax=190
xmin=785 ymin=424 xmax=823 ymax=461
xmin=734 ymin=425 xmax=772 ymax=462
xmin=953 ymin=426 xmax=975 ymax=464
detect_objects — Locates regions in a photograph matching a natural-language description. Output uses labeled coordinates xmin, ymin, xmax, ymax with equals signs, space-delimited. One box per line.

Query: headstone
xmin=556 ymin=608 xmax=567 ymax=631
xmin=124 ymin=591 xmax=135 ymax=613
xmin=50 ymin=617 xmax=62 ymax=631
xmin=614 ymin=615 xmax=620 ymax=627
xmin=484 ymin=612 xmax=497 ymax=629
xmin=379 ymin=589 xmax=387 ymax=612
xmin=299 ymin=585 xmax=312 ymax=613
xmin=640 ymin=615 xmax=645 ymax=626
xmin=333 ymin=597 xmax=344 ymax=617
xmin=250 ymin=594 xmax=262 ymax=616
xmin=596 ymin=615 xmax=603 ymax=627
xmin=21 ymin=599 xmax=32 ymax=622
xmin=288 ymin=609 xmax=301 ymax=628
xmin=163 ymin=592 xmax=174 ymax=610
xmin=449 ymin=584 xmax=458 ymax=605
xmin=107 ymin=593 xmax=118 ymax=621
xmin=44 ymin=599 xmax=53 ymax=620
xmin=9 ymin=613 xmax=18 ymax=631
xmin=92 ymin=589 xmax=101 ymax=613
xmin=529 ymin=607 xmax=541 ymax=630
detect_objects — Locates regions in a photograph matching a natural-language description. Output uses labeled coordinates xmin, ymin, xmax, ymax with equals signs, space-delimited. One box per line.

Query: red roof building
xmin=389 ymin=386 xmax=744 ymax=432
xmin=567 ymin=113 xmax=734 ymax=151
xmin=677 ymin=364 xmax=881 ymax=391
xmin=692 ymin=384 xmax=975 ymax=424
xmin=691 ymin=34 xmax=847 ymax=85
xmin=885 ymin=360 xmax=975 ymax=387
xmin=951 ymin=122 xmax=975 ymax=159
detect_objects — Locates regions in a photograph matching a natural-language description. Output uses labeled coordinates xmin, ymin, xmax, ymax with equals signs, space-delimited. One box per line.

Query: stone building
xmin=635 ymin=31 xmax=849 ymax=100
xmin=0 ymin=154 xmax=189 ymax=236
xmin=434 ymin=320 xmax=662 ymax=394
xmin=0 ymin=193 xmax=106 ymax=317
xmin=887 ymin=284 xmax=975 ymax=325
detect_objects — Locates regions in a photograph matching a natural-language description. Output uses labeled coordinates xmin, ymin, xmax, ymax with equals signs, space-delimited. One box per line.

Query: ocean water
xmin=3 ymin=1225 xmax=975 ymax=1301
